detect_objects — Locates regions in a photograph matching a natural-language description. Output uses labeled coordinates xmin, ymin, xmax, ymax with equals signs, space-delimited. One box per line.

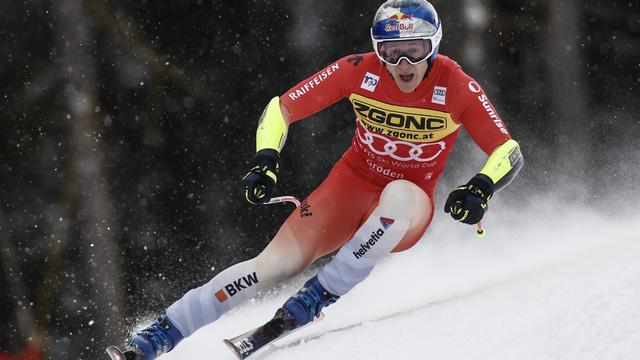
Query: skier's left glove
xmin=242 ymin=149 xmax=280 ymax=204
xmin=444 ymin=175 xmax=495 ymax=225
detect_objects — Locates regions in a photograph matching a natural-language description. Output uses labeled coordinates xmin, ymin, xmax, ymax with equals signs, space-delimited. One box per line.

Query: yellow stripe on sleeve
xmin=479 ymin=139 xmax=524 ymax=191
xmin=256 ymin=97 xmax=288 ymax=152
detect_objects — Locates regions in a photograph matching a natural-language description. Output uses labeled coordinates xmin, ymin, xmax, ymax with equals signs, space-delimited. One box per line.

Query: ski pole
xmin=264 ymin=195 xmax=487 ymax=239
xmin=264 ymin=195 xmax=301 ymax=208
xmin=267 ymin=196 xmax=486 ymax=238
xmin=475 ymin=221 xmax=486 ymax=238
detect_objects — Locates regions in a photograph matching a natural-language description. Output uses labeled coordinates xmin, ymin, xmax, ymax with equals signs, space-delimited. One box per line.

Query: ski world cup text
xmin=353 ymin=228 xmax=385 ymax=259
xmin=214 ymin=272 xmax=259 ymax=303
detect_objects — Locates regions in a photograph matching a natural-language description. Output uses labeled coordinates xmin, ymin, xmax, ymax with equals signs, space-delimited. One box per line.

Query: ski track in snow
xmin=160 ymin=204 xmax=640 ymax=360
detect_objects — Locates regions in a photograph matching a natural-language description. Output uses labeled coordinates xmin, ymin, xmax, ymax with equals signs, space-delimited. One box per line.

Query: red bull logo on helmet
xmin=384 ymin=11 xmax=415 ymax=32
xmin=384 ymin=22 xmax=414 ymax=32
xmin=388 ymin=11 xmax=413 ymax=21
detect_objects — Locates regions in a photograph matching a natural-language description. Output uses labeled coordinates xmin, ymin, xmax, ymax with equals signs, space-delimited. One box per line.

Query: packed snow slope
xmin=158 ymin=198 xmax=640 ymax=360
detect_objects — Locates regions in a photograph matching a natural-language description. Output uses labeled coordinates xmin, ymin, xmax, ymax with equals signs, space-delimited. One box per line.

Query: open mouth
xmin=399 ymin=73 xmax=414 ymax=82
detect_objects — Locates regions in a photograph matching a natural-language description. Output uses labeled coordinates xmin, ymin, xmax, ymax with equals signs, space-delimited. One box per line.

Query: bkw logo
xmin=214 ymin=272 xmax=259 ymax=303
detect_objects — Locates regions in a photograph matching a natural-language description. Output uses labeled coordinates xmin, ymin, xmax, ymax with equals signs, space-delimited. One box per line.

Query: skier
xmin=112 ymin=0 xmax=523 ymax=358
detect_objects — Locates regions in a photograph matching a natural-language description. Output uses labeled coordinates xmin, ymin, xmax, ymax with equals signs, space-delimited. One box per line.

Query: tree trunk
xmin=545 ymin=0 xmax=589 ymax=196
xmin=54 ymin=0 xmax=125 ymax=347
xmin=0 ymin=211 xmax=42 ymax=352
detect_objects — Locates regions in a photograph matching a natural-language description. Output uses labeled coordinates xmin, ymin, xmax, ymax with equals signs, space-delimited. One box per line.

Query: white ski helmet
xmin=371 ymin=0 xmax=442 ymax=65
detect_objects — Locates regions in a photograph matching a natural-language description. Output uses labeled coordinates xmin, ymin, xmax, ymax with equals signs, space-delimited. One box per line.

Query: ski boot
xmin=223 ymin=276 xmax=339 ymax=358
xmin=223 ymin=307 xmax=312 ymax=359
xmin=120 ymin=315 xmax=184 ymax=360
xmin=282 ymin=275 xmax=340 ymax=327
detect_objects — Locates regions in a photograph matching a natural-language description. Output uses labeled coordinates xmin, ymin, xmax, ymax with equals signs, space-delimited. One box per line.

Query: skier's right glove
xmin=242 ymin=149 xmax=280 ymax=204
xmin=444 ymin=175 xmax=494 ymax=225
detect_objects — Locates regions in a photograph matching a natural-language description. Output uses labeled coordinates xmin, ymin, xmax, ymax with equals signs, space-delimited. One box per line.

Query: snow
xmin=162 ymin=200 xmax=640 ymax=359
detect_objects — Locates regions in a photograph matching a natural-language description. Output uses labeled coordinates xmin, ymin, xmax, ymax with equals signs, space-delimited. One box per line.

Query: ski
xmin=105 ymin=346 xmax=127 ymax=360
xmin=223 ymin=309 xmax=324 ymax=359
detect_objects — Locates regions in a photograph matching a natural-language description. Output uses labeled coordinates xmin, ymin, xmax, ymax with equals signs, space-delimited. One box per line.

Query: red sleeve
xmin=280 ymin=54 xmax=368 ymax=123
xmin=448 ymin=66 xmax=511 ymax=155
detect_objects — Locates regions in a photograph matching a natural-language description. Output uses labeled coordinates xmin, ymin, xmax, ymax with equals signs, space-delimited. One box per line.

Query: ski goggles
xmin=371 ymin=26 xmax=442 ymax=66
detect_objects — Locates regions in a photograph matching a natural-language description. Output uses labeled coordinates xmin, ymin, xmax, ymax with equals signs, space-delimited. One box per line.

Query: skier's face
xmin=386 ymin=59 xmax=429 ymax=93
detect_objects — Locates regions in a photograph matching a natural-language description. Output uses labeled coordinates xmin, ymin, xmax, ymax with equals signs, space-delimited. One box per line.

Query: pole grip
xmin=264 ymin=195 xmax=301 ymax=208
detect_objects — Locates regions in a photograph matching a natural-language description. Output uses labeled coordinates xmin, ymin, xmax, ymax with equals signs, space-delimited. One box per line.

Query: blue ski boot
xmin=282 ymin=275 xmax=340 ymax=327
xmin=122 ymin=315 xmax=184 ymax=360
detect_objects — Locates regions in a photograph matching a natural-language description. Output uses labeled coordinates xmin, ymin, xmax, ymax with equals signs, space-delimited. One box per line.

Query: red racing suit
xmin=274 ymin=53 xmax=512 ymax=257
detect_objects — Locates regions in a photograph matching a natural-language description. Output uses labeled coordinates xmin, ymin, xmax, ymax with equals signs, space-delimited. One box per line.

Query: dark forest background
xmin=1 ymin=0 xmax=638 ymax=359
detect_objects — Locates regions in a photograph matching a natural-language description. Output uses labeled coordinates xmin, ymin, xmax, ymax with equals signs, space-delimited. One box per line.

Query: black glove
xmin=444 ymin=175 xmax=495 ymax=224
xmin=242 ymin=149 xmax=280 ymax=204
